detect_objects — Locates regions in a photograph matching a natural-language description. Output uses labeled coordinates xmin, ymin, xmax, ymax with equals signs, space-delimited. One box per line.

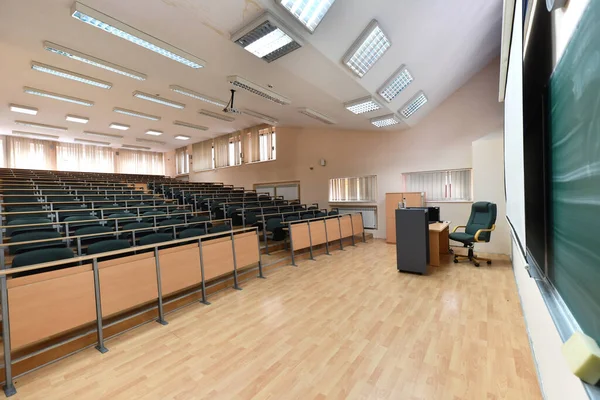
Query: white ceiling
xmin=0 ymin=0 xmax=503 ymax=152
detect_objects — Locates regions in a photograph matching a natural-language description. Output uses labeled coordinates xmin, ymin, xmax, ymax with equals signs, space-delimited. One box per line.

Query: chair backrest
xmin=122 ymin=222 xmax=153 ymax=231
xmin=158 ymin=219 xmax=183 ymax=227
xmin=285 ymin=215 xmax=300 ymax=222
xmin=139 ymin=233 xmax=172 ymax=246
xmin=465 ymin=202 xmax=497 ymax=242
xmin=12 ymin=247 xmax=75 ymax=269
xmin=208 ymin=224 xmax=231 ymax=234
xmin=7 ymin=218 xmax=54 ymax=236
xmin=87 ymin=240 xmax=131 ymax=255
xmin=10 ymin=231 xmax=65 ymax=255
xmin=179 ymin=228 xmax=206 ymax=239
xmin=266 ymin=217 xmax=283 ymax=231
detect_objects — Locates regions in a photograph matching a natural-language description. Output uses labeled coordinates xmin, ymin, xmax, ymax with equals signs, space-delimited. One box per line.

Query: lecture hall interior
xmin=0 ymin=0 xmax=598 ymax=399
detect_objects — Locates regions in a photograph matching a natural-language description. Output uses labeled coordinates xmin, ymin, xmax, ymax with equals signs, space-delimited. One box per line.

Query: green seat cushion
xmin=449 ymin=232 xmax=475 ymax=244
xmin=87 ymin=240 xmax=131 ymax=255
xmin=10 ymin=231 xmax=65 ymax=255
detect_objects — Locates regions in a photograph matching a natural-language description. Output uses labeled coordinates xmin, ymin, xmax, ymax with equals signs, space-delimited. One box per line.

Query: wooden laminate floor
xmin=10 ymin=240 xmax=541 ymax=400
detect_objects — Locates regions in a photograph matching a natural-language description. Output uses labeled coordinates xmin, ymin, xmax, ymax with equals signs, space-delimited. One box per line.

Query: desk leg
xmin=429 ymin=231 xmax=440 ymax=267
xmin=440 ymin=227 xmax=450 ymax=254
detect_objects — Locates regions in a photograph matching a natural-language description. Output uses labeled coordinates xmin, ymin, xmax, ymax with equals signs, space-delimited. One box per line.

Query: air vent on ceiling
xmin=232 ymin=11 xmax=302 ymax=63
xmin=198 ymin=109 xmax=235 ymax=122
xmin=298 ymin=108 xmax=336 ymax=124
xmin=228 ymin=75 xmax=291 ymax=105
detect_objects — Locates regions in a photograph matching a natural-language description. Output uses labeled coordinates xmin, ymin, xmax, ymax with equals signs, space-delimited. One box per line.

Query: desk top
xmin=429 ymin=222 xmax=450 ymax=233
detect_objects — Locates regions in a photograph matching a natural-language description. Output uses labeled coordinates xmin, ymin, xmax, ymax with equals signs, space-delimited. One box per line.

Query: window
xmin=5 ymin=136 xmax=57 ymax=170
xmin=259 ymin=127 xmax=276 ymax=161
xmin=255 ymin=181 xmax=300 ymax=201
xmin=116 ymin=150 xmax=165 ymax=175
xmin=57 ymin=143 xmax=114 ymax=173
xmin=175 ymin=146 xmax=189 ymax=175
xmin=191 ymin=139 xmax=213 ymax=171
xmin=403 ymin=169 xmax=472 ymax=201
xmin=329 ymin=175 xmax=377 ymax=202
xmin=228 ymin=140 xmax=236 ymax=167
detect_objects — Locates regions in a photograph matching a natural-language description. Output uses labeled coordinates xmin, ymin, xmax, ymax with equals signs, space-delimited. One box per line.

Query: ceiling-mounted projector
xmin=223 ymin=89 xmax=242 ymax=115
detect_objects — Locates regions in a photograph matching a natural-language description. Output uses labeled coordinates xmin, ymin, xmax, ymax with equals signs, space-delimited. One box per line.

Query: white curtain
xmin=243 ymin=126 xmax=261 ymax=163
xmin=329 ymin=176 xmax=377 ymax=202
xmin=214 ymin=135 xmax=229 ymax=168
xmin=5 ymin=136 xmax=57 ymax=170
xmin=56 ymin=143 xmax=114 ymax=173
xmin=228 ymin=132 xmax=242 ymax=166
xmin=192 ymin=139 xmax=213 ymax=171
xmin=116 ymin=149 xmax=165 ymax=175
xmin=175 ymin=146 xmax=189 ymax=175
xmin=259 ymin=126 xmax=276 ymax=161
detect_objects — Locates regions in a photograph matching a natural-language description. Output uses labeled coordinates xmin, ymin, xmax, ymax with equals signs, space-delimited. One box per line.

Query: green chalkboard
xmin=549 ymin=2 xmax=600 ymax=343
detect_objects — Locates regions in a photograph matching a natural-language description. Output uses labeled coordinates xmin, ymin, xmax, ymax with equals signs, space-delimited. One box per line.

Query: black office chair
xmin=449 ymin=201 xmax=497 ymax=267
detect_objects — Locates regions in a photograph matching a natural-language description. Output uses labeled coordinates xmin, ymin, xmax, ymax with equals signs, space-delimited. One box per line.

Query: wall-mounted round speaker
xmin=546 ymin=0 xmax=567 ymax=12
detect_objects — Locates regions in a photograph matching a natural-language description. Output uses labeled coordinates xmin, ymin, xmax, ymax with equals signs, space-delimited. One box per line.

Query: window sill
xmin=175 ymin=173 xmax=189 ymax=177
xmin=329 ymin=201 xmax=378 ymax=206
xmin=193 ymin=159 xmax=276 ymax=172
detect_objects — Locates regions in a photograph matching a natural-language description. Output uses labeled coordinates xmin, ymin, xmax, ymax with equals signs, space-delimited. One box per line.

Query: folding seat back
xmin=139 ymin=233 xmax=172 ymax=246
xmin=6 ymin=218 xmax=54 ymax=236
xmin=179 ymin=228 xmax=206 ymax=239
xmin=11 ymin=248 xmax=75 ymax=277
xmin=87 ymin=239 xmax=131 ymax=256
xmin=75 ymin=226 xmax=115 ymax=244
xmin=10 ymin=231 xmax=65 ymax=255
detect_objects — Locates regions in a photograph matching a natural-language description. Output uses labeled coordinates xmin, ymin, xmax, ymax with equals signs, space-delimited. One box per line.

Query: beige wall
xmin=175 ymin=59 xmax=508 ymax=252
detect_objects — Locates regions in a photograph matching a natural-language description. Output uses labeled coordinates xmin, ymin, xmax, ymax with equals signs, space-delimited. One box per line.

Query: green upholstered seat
xmin=179 ymin=228 xmax=206 ymax=239
xmin=10 ymin=231 xmax=65 ymax=255
xmin=6 ymin=218 xmax=54 ymax=236
xmin=284 ymin=215 xmax=299 ymax=222
xmin=448 ymin=232 xmax=475 ymax=243
xmin=315 ymin=212 xmax=327 ymax=218
xmin=449 ymin=201 xmax=497 ymax=267
xmin=208 ymin=224 xmax=231 ymax=234
xmin=188 ymin=216 xmax=212 ymax=229
xmin=12 ymin=247 xmax=75 ymax=276
xmin=64 ymin=215 xmax=100 ymax=228
xmin=139 ymin=233 xmax=172 ymax=246
xmin=75 ymin=226 xmax=115 ymax=243
xmin=87 ymin=240 xmax=131 ymax=255
xmin=328 ymin=211 xmax=339 ymax=216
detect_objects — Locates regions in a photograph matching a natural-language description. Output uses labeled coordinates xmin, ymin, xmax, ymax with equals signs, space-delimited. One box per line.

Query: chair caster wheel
xmin=474 ymin=262 xmax=480 ymax=267
xmin=487 ymin=261 xmax=492 ymax=265
xmin=453 ymin=259 xmax=458 ymax=263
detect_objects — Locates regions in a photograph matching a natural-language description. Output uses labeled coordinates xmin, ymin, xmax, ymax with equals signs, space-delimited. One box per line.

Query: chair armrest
xmin=452 ymin=225 xmax=467 ymax=233
xmin=474 ymin=224 xmax=496 ymax=242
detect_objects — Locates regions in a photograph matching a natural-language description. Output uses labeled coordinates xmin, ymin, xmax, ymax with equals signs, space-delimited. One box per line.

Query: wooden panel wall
xmin=291 ymin=224 xmax=310 ymax=250
xmin=233 ymin=232 xmax=260 ymax=270
xmin=351 ymin=214 xmax=364 ymax=235
xmin=202 ymin=238 xmax=234 ymax=280
xmin=339 ymin=215 xmax=353 ymax=238
xmin=325 ymin=218 xmax=341 ymax=241
xmin=309 ymin=221 xmax=327 ymax=246
xmin=159 ymin=244 xmax=202 ymax=295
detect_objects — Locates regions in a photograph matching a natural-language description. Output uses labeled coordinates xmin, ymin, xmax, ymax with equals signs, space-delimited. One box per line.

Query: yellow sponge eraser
xmin=562 ymin=331 xmax=600 ymax=385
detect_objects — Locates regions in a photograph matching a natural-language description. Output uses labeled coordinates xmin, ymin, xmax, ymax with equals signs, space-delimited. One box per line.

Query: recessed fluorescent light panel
xmin=43 ymin=41 xmax=147 ymax=81
xmin=31 ymin=61 xmax=112 ymax=89
xmin=173 ymin=121 xmax=208 ymax=131
xmin=113 ymin=107 xmax=160 ymax=121
xmin=24 ymin=86 xmax=94 ymax=106
xmin=169 ymin=85 xmax=226 ymax=108
xmin=145 ymin=130 xmax=163 ymax=136
xmin=122 ymin=144 xmax=151 ymax=150
xmin=9 ymin=104 xmax=38 ymax=115
xmin=242 ymin=109 xmax=279 ymax=125
xmin=227 ymin=75 xmax=291 ymax=105
xmin=66 ymin=115 xmax=89 ymax=124
xmin=70 ymin=2 xmax=205 ymax=68
xmin=175 ymin=135 xmax=190 ymax=140
xmin=343 ymin=20 xmax=391 ymax=78
xmin=137 ymin=138 xmax=165 ymax=145
xmin=133 ymin=91 xmax=185 ymax=109
xmin=370 ymin=114 xmax=400 ymax=128
xmin=109 ymin=123 xmax=130 ymax=130
xmin=74 ymin=138 xmax=110 ymax=146
xmin=400 ymin=91 xmax=428 ymax=119
xmin=277 ymin=0 xmax=336 ymax=33
xmin=298 ymin=108 xmax=335 ymax=124
xmin=12 ymin=130 xmax=60 ymax=140
xmin=378 ymin=65 xmax=414 ymax=103
xmin=84 ymin=131 xmax=124 ymax=139
xmin=15 ymin=120 xmax=68 ymax=131
xmin=232 ymin=12 xmax=302 ymax=62
xmin=344 ymin=96 xmax=382 ymax=114
xmin=198 ymin=109 xmax=235 ymax=122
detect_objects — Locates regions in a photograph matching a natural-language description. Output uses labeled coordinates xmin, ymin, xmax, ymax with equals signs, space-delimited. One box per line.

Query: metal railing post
xmin=92 ymin=258 xmax=108 ymax=353
xmin=262 ymin=216 xmax=269 ymax=255
xmin=337 ymin=215 xmax=345 ymax=251
xmin=307 ymin=222 xmax=315 ymax=261
xmin=323 ymin=218 xmax=331 ymax=256
xmin=289 ymin=222 xmax=297 ymax=267
xmin=153 ymin=248 xmax=168 ymax=325
xmin=230 ymin=232 xmax=242 ymax=290
xmin=1 ymin=275 xmax=17 ymax=397
xmin=197 ymin=239 xmax=211 ymax=305
xmin=350 ymin=214 xmax=356 ymax=246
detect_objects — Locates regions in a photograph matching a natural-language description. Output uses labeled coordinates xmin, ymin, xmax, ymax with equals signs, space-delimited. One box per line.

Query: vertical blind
xmin=192 ymin=139 xmax=213 ymax=172
xmin=5 ymin=136 xmax=57 ymax=170
xmin=404 ymin=169 xmax=472 ymax=201
xmin=329 ymin=176 xmax=377 ymax=202
xmin=56 ymin=143 xmax=114 ymax=173
xmin=175 ymin=146 xmax=189 ymax=175
xmin=116 ymin=150 xmax=165 ymax=175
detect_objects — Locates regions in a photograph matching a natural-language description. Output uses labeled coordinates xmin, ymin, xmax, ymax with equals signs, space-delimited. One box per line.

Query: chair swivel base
xmin=453 ymin=247 xmax=492 ymax=267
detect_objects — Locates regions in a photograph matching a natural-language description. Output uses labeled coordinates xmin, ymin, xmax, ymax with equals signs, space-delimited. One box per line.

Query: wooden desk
xmin=429 ymin=222 xmax=450 ymax=267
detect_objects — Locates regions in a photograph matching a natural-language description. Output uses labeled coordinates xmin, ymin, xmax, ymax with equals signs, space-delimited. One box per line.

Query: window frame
xmin=402 ymin=168 xmax=473 ymax=203
xmin=329 ymin=175 xmax=377 ymax=203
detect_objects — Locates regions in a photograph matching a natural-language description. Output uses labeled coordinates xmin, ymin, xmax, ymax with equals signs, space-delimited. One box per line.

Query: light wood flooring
xmin=10 ymin=239 xmax=541 ymax=400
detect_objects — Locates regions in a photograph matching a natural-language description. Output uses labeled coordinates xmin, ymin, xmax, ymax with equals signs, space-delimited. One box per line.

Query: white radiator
xmin=337 ymin=207 xmax=377 ymax=229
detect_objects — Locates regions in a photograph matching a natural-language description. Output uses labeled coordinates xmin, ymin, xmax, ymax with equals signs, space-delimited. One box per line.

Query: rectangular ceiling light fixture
xmin=343 ymin=20 xmax=391 ymax=78
xmin=278 ymin=0 xmax=336 ymax=33
xmin=175 ymin=135 xmax=191 ymax=140
xmin=109 ymin=123 xmax=130 ymax=130
xmin=145 ymin=129 xmax=163 ymax=136
xmin=122 ymin=144 xmax=151 ymax=150
xmin=137 ymin=138 xmax=165 ymax=145
xmin=227 ymin=75 xmax=291 ymax=105
xmin=370 ymin=114 xmax=400 ymax=128
xmin=232 ymin=12 xmax=302 ymax=62
xmin=198 ymin=109 xmax=235 ymax=122
xmin=133 ymin=91 xmax=185 ymax=109
xmin=12 ymin=130 xmax=60 ymax=140
xmin=84 ymin=131 xmax=124 ymax=139
xmin=344 ymin=96 xmax=382 ymax=114
xmin=113 ymin=107 xmax=160 ymax=121
xmin=31 ymin=61 xmax=112 ymax=89
xmin=9 ymin=104 xmax=38 ymax=115
xmin=43 ymin=41 xmax=147 ymax=81
xmin=24 ymin=86 xmax=94 ymax=106
xmin=15 ymin=120 xmax=68 ymax=131
xmin=173 ymin=120 xmax=208 ymax=131
xmin=399 ymin=91 xmax=428 ymax=119
xmin=66 ymin=115 xmax=89 ymax=124
xmin=74 ymin=138 xmax=110 ymax=146
xmin=298 ymin=108 xmax=336 ymax=124
xmin=70 ymin=2 xmax=205 ymax=69
xmin=242 ymin=109 xmax=279 ymax=125
xmin=169 ymin=85 xmax=227 ymax=108
xmin=378 ymin=65 xmax=414 ymax=103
